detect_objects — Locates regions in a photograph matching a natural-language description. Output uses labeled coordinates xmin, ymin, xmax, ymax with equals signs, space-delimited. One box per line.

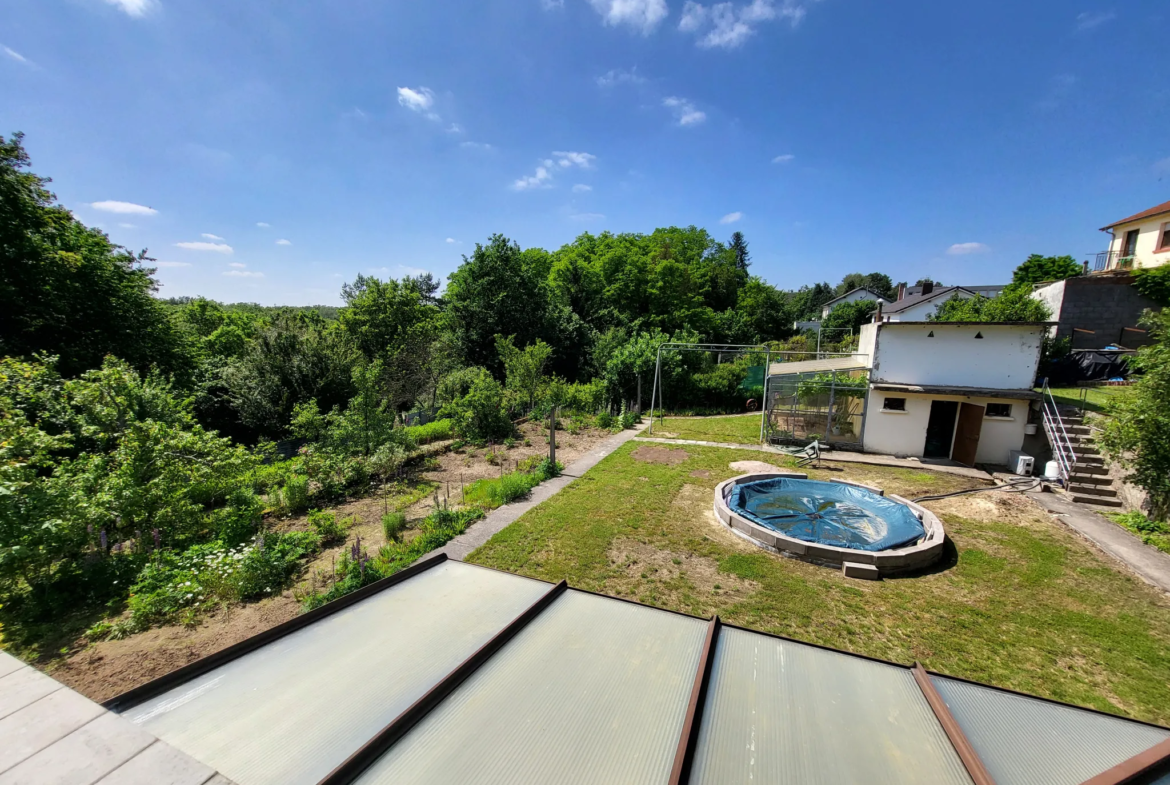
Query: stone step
xmin=1069 ymin=484 xmax=1118 ymax=498
xmin=1075 ymin=456 xmax=1104 ymax=467
xmin=1071 ymin=495 xmax=1124 ymax=508
xmin=1068 ymin=473 xmax=1112 ymax=486
xmin=1070 ymin=464 xmax=1109 ymax=476
xmin=1064 ymin=426 xmax=1091 ymax=436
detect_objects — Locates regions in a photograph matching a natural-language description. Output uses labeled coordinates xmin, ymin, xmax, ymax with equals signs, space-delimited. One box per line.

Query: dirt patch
xmin=926 ymin=490 xmax=1051 ymax=530
xmin=728 ymin=460 xmax=786 ymax=474
xmin=689 ymin=469 xmax=711 ymax=479
xmin=606 ymin=538 xmax=757 ymax=608
xmin=632 ymin=445 xmax=689 ymax=465
xmin=48 ymin=595 xmax=301 ymax=703
xmin=672 ymin=484 xmax=754 ymax=552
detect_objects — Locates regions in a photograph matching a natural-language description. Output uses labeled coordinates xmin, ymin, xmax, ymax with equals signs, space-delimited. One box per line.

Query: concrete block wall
xmin=1056 ymin=276 xmax=1160 ymax=349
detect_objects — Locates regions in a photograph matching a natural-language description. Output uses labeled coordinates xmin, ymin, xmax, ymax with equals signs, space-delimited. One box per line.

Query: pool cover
xmin=728 ymin=478 xmax=925 ymax=551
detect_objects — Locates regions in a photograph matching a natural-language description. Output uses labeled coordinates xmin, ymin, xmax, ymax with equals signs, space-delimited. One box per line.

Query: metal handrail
xmin=1094 ymin=250 xmax=1136 ymax=271
xmin=1040 ymin=379 xmax=1077 ymax=484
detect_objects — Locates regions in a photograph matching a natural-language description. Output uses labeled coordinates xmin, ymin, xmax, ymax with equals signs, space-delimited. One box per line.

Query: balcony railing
xmin=1093 ymin=250 xmax=1135 ymax=272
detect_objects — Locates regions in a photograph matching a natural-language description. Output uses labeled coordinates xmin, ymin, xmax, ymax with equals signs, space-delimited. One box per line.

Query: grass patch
xmin=653 ymin=414 xmax=763 ymax=444
xmin=1041 ymin=386 xmax=1130 ymax=414
xmin=463 ymin=459 xmax=562 ymax=509
xmin=1106 ymin=511 xmax=1170 ymax=555
xmin=469 ymin=441 xmax=1170 ymax=725
xmin=404 ymin=418 xmax=453 ymax=445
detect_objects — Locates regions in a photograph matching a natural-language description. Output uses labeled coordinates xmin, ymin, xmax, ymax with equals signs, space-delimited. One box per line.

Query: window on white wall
xmin=883 ymin=397 xmax=906 ymax=412
xmin=986 ymin=403 xmax=1012 ymax=418
xmin=1158 ymin=222 xmax=1170 ymax=253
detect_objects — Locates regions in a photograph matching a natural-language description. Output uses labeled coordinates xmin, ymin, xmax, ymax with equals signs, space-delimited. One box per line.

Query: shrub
xmin=368 ymin=442 xmax=410 ymax=479
xmin=404 ymin=418 xmax=453 ymax=445
xmin=1133 ymin=265 xmax=1170 ymax=306
xmin=282 ymin=475 xmax=311 ymax=513
xmin=439 ymin=369 xmax=512 ymax=443
xmin=382 ymin=511 xmax=407 ymax=542
xmin=308 ymin=510 xmax=347 ymax=545
xmin=596 ymin=412 xmax=614 ymax=429
xmin=208 ymin=489 xmax=263 ymax=544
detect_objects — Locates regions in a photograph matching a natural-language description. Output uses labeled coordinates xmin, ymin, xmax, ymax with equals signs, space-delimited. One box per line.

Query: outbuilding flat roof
xmin=871 ymin=382 xmax=1042 ymax=401
xmin=768 ymin=355 xmax=870 ymax=376
xmin=91 ymin=553 xmax=1170 ymax=785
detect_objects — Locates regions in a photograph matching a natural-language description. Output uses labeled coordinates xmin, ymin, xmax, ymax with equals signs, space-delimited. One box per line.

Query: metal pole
xmin=648 ymin=348 xmax=662 ymax=434
xmin=825 ymin=374 xmax=836 ymax=440
xmin=816 ymin=325 xmax=822 ymax=360
xmin=549 ymin=406 xmax=556 ymax=466
xmin=759 ymin=346 xmax=770 ymax=443
xmin=636 ymin=374 xmax=642 ymax=415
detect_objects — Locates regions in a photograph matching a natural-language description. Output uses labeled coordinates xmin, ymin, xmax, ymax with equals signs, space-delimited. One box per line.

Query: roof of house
xmin=905 ymin=284 xmax=1005 ymax=296
xmin=883 ymin=286 xmax=972 ymax=314
xmin=871 ymin=382 xmax=1043 ymax=401
xmin=1101 ymin=199 xmax=1170 ymax=230
xmin=89 ymin=553 xmax=1170 ymax=785
xmin=822 ymin=287 xmax=890 ymax=308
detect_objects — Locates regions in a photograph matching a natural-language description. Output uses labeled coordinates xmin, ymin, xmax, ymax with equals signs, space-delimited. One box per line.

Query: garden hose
xmin=912 ymin=476 xmax=1042 ymax=503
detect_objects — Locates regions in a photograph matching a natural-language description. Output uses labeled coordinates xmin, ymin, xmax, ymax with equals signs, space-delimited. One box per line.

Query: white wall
xmin=862 ymin=391 xmax=1030 ymax=465
xmin=822 ymin=289 xmax=890 ymax=318
xmin=886 ymin=290 xmax=974 ymax=321
xmin=870 ymin=323 xmax=1044 ymax=389
xmin=858 ymin=322 xmax=878 ymax=366
xmin=1030 ymin=279 xmax=1066 ymax=325
xmin=1108 ymin=217 xmax=1170 ymax=269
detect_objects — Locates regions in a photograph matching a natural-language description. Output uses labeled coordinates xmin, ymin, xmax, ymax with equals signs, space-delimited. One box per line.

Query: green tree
xmin=445 ymin=235 xmax=551 ymax=374
xmin=1132 ymin=265 xmax=1170 ymax=306
xmin=789 ymin=283 xmax=836 ymax=322
xmin=821 ymin=300 xmax=876 ymax=333
xmin=495 ymin=335 xmax=553 ymax=411
xmin=0 ymin=133 xmax=189 ymax=378
xmin=932 ymin=286 xmax=1051 ymax=323
xmin=1100 ymin=309 xmax=1170 ymax=518
xmin=1012 ymin=254 xmax=1082 ymax=285
xmin=729 ymin=231 xmax=750 ymax=274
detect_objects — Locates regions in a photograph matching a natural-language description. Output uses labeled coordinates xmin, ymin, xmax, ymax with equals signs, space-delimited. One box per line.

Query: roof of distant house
xmin=1101 ymin=199 xmax=1170 ymax=230
xmin=822 ymin=287 xmax=891 ymax=308
xmin=884 ymin=286 xmax=972 ymax=314
xmin=905 ymin=284 xmax=1005 ymax=297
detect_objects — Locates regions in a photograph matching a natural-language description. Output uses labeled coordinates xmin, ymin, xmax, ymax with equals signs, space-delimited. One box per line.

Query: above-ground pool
xmin=728 ymin=477 xmax=925 ymax=552
xmin=713 ymin=472 xmax=946 ymax=576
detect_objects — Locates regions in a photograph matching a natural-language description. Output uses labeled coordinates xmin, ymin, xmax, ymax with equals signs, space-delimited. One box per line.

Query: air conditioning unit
xmin=1008 ymin=450 xmax=1034 ymax=476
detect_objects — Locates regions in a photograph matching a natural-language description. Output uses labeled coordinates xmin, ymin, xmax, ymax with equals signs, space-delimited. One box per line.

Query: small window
xmin=986 ymin=403 xmax=1012 ymax=418
xmin=1158 ymin=222 xmax=1170 ymax=253
xmin=883 ymin=397 xmax=906 ymax=412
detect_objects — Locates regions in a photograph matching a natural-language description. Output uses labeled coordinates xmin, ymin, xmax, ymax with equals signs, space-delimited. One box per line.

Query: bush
xmin=596 ymin=412 xmax=614 ymax=429
xmin=282 ymin=475 xmax=311 ymax=513
xmin=404 ymin=418 xmax=453 ymax=445
xmin=1133 ymin=265 xmax=1170 ymax=306
xmin=208 ymin=489 xmax=263 ymax=544
xmin=368 ymin=442 xmax=410 ymax=479
xmin=381 ymin=511 xmax=407 ymax=542
xmin=308 ymin=510 xmax=347 ymax=545
xmin=439 ymin=370 xmax=512 ymax=443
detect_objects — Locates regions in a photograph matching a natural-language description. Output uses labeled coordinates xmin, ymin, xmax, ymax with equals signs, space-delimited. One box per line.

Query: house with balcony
xmin=1095 ymin=198 xmax=1170 ymax=272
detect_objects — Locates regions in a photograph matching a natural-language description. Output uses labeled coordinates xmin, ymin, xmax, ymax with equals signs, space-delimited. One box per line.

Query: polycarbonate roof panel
xmin=354 ymin=590 xmax=707 ymax=785
xmin=932 ymin=675 xmax=1170 ymax=785
xmin=123 ymin=561 xmax=550 ymax=785
xmin=689 ymin=627 xmax=973 ymax=785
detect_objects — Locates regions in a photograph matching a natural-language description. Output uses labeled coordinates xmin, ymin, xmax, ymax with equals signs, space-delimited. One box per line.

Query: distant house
xmin=902 ymin=283 xmax=1006 ymax=299
xmin=1096 ymin=199 xmax=1170 ymax=272
xmin=858 ymin=320 xmax=1046 ymax=466
xmin=882 ymin=283 xmax=974 ymax=321
xmin=819 ymin=287 xmax=891 ymax=319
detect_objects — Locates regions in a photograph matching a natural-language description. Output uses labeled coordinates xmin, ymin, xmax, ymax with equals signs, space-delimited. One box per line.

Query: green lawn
xmin=469 ymin=441 xmax=1170 ymax=725
xmin=1042 ymin=385 xmax=1130 ymax=414
xmin=651 ymin=414 xmax=764 ymax=444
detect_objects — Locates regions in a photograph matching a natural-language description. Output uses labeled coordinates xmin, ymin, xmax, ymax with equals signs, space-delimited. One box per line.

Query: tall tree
xmin=0 ymin=133 xmax=189 ymax=378
xmin=729 ymin=231 xmax=750 ymax=274
xmin=1012 ymin=254 xmax=1082 ymax=285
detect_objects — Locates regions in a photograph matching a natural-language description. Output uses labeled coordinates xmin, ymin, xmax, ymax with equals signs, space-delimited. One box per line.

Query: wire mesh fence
xmin=764 ymin=370 xmax=867 ymax=449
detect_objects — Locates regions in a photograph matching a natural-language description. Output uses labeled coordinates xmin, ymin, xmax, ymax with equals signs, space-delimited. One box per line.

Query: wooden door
xmin=952 ymin=402 xmax=984 ymax=467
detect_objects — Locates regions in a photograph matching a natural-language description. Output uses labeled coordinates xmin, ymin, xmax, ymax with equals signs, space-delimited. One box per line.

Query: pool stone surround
xmin=712 ymin=472 xmax=946 ymax=576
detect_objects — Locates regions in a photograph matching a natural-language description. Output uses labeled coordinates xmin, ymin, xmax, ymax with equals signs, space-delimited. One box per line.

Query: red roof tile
xmin=1101 ymin=199 xmax=1170 ymax=230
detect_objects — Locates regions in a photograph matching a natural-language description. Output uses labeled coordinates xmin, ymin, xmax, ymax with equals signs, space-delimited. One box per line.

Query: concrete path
xmin=1026 ymin=490 xmax=1170 ymax=594
xmin=632 ymin=437 xmax=994 ymax=481
xmin=0 ymin=651 xmax=235 ymax=785
xmin=424 ymin=424 xmax=648 ymax=562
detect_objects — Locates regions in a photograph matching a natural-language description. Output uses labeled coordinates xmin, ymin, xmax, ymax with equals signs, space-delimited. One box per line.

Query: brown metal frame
xmin=1080 ymin=738 xmax=1170 ymax=785
xmin=668 ymin=616 xmax=721 ymax=785
xmin=912 ymin=663 xmax=996 ymax=785
xmin=316 ymin=579 xmax=569 ymax=785
xmin=103 ymin=553 xmax=450 ymax=712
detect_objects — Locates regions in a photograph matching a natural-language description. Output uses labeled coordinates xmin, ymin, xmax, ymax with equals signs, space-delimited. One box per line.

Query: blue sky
xmin=3 ymin=0 xmax=1168 ymax=306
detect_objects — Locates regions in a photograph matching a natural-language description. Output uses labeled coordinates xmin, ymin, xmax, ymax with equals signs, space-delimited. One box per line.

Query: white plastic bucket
xmin=1044 ymin=460 xmax=1060 ymax=479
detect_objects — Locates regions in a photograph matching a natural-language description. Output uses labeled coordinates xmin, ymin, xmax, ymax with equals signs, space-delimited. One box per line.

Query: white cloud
xmin=553 ymin=151 xmax=597 ymax=169
xmin=541 ymin=0 xmax=565 ymax=8
xmin=397 ymin=86 xmax=439 ymax=120
xmin=229 ymin=262 xmax=247 ymax=268
xmin=720 ymin=211 xmax=743 ymax=224
xmin=572 ymin=184 xmax=593 ymax=193
xmin=3 ymin=46 xmax=29 ymax=64
xmin=460 ymin=141 xmax=494 ymax=151
xmin=256 ymin=222 xmax=270 ymax=228
xmin=663 ymin=97 xmax=706 ymax=126
xmin=681 ymin=0 xmax=813 ymax=49
xmin=570 ymin=213 xmax=606 ymax=221
xmin=201 ymin=233 xmax=224 ymax=240
xmin=119 ymin=223 xmax=136 ymax=229
xmin=103 ymin=0 xmax=157 ymax=18
xmin=587 ymin=0 xmax=669 ymax=34
xmin=446 ymin=123 xmax=463 ymax=134
xmin=772 ymin=153 xmax=795 ymax=164
xmin=596 ymin=67 xmax=647 ymax=87
xmin=154 ymin=261 xmax=190 ymax=268
xmin=513 ymin=162 xmax=555 ymax=191
xmin=1076 ymin=11 xmax=1115 ymax=30
xmin=446 ymin=238 xmax=459 ymax=244
xmin=90 ymin=200 xmax=157 ymax=215
xmin=276 ymin=239 xmax=292 ymax=246
xmin=175 ymin=241 xmax=233 ymax=254
xmin=223 ymin=270 xmax=264 ymax=279
xmin=947 ymin=242 xmax=990 ymax=255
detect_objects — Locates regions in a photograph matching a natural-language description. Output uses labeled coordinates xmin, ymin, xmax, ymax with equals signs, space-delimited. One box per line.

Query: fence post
xmin=825 ymin=375 xmax=837 ymax=440
xmin=648 ymin=348 xmax=662 ymax=434
xmin=549 ymin=406 xmax=557 ymax=466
